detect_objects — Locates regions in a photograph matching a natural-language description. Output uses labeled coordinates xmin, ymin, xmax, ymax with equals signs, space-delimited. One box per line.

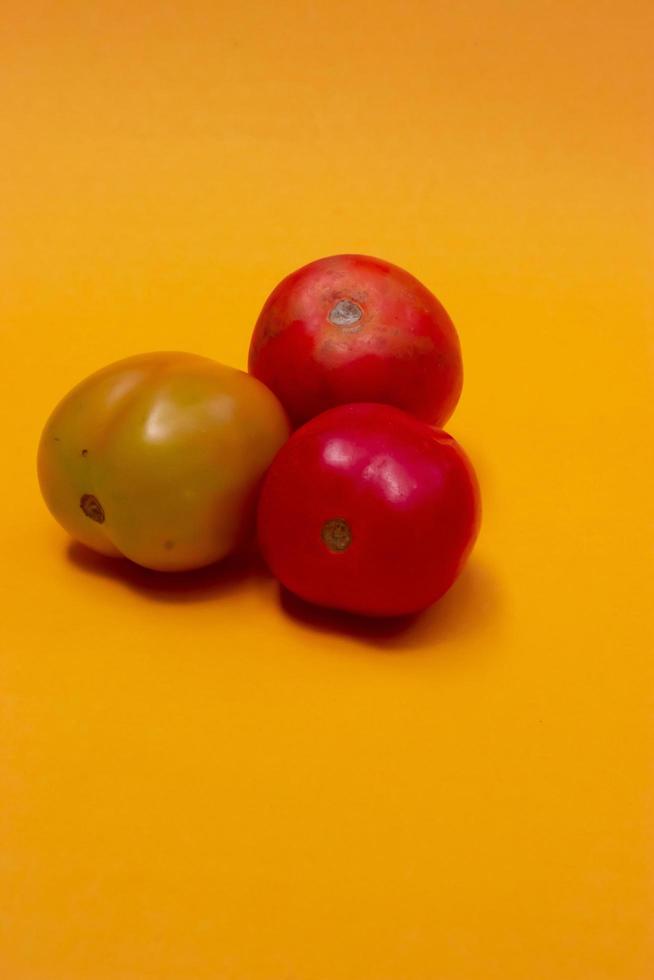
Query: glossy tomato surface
xmin=257 ymin=403 xmax=480 ymax=616
xmin=38 ymin=352 xmax=289 ymax=571
xmin=248 ymin=254 xmax=462 ymax=428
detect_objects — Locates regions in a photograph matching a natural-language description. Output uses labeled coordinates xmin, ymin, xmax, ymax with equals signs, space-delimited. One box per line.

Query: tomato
xmin=38 ymin=352 xmax=289 ymax=571
xmin=257 ymin=403 xmax=480 ymax=616
xmin=248 ymin=254 xmax=462 ymax=428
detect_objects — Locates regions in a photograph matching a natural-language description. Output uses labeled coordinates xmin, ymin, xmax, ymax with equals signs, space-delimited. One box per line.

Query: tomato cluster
xmin=39 ymin=254 xmax=480 ymax=617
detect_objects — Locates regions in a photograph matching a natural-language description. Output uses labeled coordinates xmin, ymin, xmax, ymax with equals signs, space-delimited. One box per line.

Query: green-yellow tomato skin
xmin=37 ymin=352 xmax=290 ymax=570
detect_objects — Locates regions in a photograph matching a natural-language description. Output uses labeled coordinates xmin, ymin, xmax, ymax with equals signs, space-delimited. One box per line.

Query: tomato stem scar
xmin=321 ymin=517 xmax=352 ymax=552
xmin=80 ymin=494 xmax=105 ymax=524
xmin=328 ymin=299 xmax=363 ymax=328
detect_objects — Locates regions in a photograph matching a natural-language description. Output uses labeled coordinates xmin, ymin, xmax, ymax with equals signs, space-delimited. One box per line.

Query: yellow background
xmin=2 ymin=2 xmax=653 ymax=978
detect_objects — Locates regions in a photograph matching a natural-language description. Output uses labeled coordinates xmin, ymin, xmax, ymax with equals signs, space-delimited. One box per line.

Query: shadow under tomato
xmin=278 ymin=559 xmax=501 ymax=652
xmin=65 ymin=541 xmax=502 ymax=653
xmin=66 ymin=540 xmax=271 ymax=604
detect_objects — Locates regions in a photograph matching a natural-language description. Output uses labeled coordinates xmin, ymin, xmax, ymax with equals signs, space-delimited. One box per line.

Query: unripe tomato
xmin=38 ymin=352 xmax=289 ymax=571
xmin=257 ymin=404 xmax=480 ymax=616
xmin=248 ymin=254 xmax=462 ymax=427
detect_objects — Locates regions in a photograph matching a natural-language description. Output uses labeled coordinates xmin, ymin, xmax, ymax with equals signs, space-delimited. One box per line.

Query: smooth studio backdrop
xmin=1 ymin=2 xmax=653 ymax=979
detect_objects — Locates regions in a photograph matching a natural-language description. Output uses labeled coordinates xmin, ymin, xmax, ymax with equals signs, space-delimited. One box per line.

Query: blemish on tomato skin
xmin=164 ymin=540 xmax=175 ymax=550
xmin=81 ymin=449 xmax=88 ymax=457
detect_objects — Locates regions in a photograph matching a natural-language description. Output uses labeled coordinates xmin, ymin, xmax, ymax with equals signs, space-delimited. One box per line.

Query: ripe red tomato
xmin=257 ymin=403 xmax=480 ymax=616
xmin=248 ymin=254 xmax=462 ymax=428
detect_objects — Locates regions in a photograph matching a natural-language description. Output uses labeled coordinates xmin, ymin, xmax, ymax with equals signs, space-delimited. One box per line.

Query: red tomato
xmin=248 ymin=254 xmax=463 ymax=428
xmin=257 ymin=404 xmax=480 ymax=616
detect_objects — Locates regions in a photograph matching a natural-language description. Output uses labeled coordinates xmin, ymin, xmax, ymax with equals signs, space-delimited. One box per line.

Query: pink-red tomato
xmin=248 ymin=254 xmax=463 ymax=428
xmin=257 ymin=403 xmax=480 ymax=616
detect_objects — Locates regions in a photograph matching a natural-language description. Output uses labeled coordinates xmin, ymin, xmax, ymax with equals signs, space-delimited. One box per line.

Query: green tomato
xmin=38 ymin=352 xmax=289 ymax=570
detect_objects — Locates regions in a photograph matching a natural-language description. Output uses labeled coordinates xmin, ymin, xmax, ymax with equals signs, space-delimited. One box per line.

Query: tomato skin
xmin=248 ymin=254 xmax=462 ymax=428
xmin=257 ymin=403 xmax=480 ymax=617
xmin=38 ymin=352 xmax=289 ymax=571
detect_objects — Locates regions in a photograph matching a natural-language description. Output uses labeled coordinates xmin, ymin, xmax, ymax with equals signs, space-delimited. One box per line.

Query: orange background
xmin=2 ymin=2 xmax=653 ymax=978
